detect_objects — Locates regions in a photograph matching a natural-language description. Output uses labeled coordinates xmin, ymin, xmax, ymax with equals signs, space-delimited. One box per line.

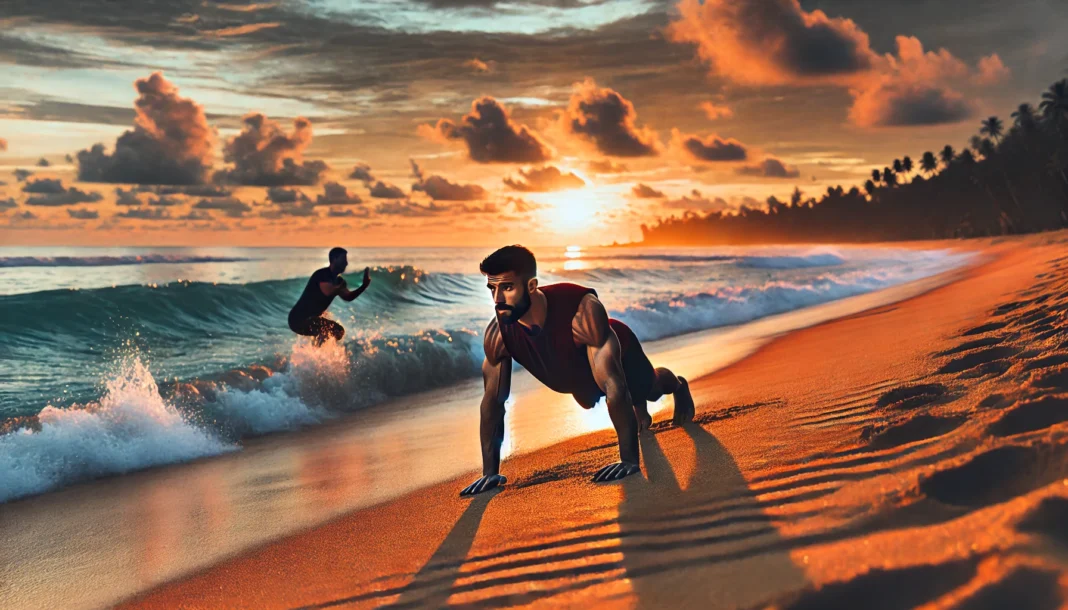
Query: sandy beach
xmin=110 ymin=231 xmax=1068 ymax=609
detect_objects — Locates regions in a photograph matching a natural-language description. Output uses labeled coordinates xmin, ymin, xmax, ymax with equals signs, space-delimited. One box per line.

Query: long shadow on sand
xmin=618 ymin=425 xmax=809 ymax=608
xmin=295 ymin=491 xmax=497 ymax=610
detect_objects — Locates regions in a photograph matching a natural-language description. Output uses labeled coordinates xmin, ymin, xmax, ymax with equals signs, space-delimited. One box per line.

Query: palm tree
xmin=980 ymin=116 xmax=1004 ymax=143
xmin=940 ymin=145 xmax=955 ymax=168
xmin=902 ymin=156 xmax=913 ymax=181
xmin=1011 ymin=103 xmax=1038 ymax=131
xmin=864 ymin=179 xmax=876 ymax=197
xmin=970 ymin=135 xmax=984 ymax=154
xmin=979 ymin=138 xmax=996 ymax=159
xmin=959 ymin=149 xmax=976 ymax=165
xmin=892 ymin=158 xmax=903 ymax=175
xmin=871 ymin=169 xmax=881 ymax=184
xmin=1040 ymin=79 xmax=1068 ymax=126
xmin=920 ymin=151 xmax=938 ymax=177
xmin=882 ymin=167 xmax=897 ymax=186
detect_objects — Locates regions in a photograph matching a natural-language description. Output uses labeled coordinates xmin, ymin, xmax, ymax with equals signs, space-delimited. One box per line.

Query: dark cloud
xmin=671 ymin=129 xmax=748 ymax=162
xmin=667 ymin=0 xmax=876 ymax=86
xmin=214 ymin=114 xmax=328 ymax=186
xmin=13 ymin=210 xmax=37 ymax=221
xmin=179 ymin=210 xmax=214 ymax=221
xmin=67 ymin=208 xmax=99 ymax=219
xmin=315 ymin=181 xmax=363 ymax=206
xmin=420 ymin=97 xmax=554 ymax=164
xmin=194 ymin=196 xmax=252 ymax=217
xmin=114 ymin=187 xmax=143 ymax=206
xmin=412 ymin=175 xmax=486 ymax=201
xmin=266 ymin=186 xmax=310 ymax=204
xmin=0 ymin=198 xmax=17 ymax=210
xmin=164 ymin=184 xmax=232 ymax=197
xmin=503 ymin=166 xmax=586 ymax=192
xmin=562 ymin=79 xmax=660 ymax=157
xmin=76 ymin=72 xmax=215 ymax=185
xmin=327 ymin=207 xmax=370 ymax=218
xmin=22 ymin=178 xmax=65 ymax=194
xmin=368 ymin=181 xmax=406 ymax=199
xmin=117 ymin=208 xmax=173 ymax=220
xmin=25 ymin=184 xmax=104 ymax=206
xmin=632 ymin=183 xmax=665 ymax=198
xmin=13 ymin=169 xmax=33 ymax=182
xmin=148 ymin=196 xmax=183 ymax=207
xmin=851 ymin=83 xmax=972 ymax=126
xmin=349 ymin=163 xmax=375 ymax=182
xmin=36 ymin=158 xmax=50 ymax=167
xmin=375 ymin=201 xmax=450 ymax=217
xmin=736 ymin=157 xmax=801 ymax=178
xmin=587 ymin=160 xmax=630 ymax=174
xmin=260 ymin=202 xmax=318 ymax=218
xmin=663 ymin=189 xmax=730 ymax=211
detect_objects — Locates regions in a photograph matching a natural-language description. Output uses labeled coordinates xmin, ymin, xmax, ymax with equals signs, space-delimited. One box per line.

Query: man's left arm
xmin=339 ymin=267 xmax=371 ymax=302
xmin=573 ymin=294 xmax=641 ymax=482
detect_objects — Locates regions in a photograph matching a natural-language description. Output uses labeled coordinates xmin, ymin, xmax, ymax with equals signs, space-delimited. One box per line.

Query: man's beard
xmin=496 ymin=288 xmax=531 ymax=325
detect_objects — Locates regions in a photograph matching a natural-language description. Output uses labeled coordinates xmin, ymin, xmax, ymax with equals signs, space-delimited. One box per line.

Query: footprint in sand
xmin=936 ymin=346 xmax=1020 ymax=375
xmin=920 ymin=442 xmax=1068 ymax=508
xmin=1027 ymin=365 xmax=1068 ymax=391
xmin=756 ymin=558 xmax=979 ymax=610
xmin=863 ymin=414 xmax=967 ymax=451
xmin=986 ymin=396 xmax=1068 ymax=437
xmin=1016 ymin=496 xmax=1068 ymax=547
xmin=961 ymin=321 xmax=1009 ymax=336
xmin=875 ymin=383 xmax=950 ymax=410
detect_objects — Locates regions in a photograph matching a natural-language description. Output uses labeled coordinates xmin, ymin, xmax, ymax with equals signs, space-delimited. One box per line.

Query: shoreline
xmin=113 ymin=231 xmax=1068 ymax=609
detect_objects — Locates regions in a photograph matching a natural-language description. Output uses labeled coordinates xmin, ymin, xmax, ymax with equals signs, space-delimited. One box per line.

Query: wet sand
xmin=113 ymin=230 xmax=1068 ymax=608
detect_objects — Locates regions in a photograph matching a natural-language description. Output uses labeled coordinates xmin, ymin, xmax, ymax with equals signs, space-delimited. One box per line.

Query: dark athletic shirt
xmin=498 ymin=282 xmax=636 ymax=409
xmin=290 ymin=267 xmax=338 ymax=321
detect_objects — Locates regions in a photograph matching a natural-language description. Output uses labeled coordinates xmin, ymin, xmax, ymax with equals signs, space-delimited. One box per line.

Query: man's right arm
xmin=461 ymin=319 xmax=512 ymax=496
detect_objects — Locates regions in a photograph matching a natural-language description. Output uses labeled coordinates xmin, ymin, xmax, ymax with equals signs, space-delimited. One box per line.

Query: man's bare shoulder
xmin=572 ymin=293 xmax=611 ymax=347
xmin=483 ymin=317 xmax=510 ymax=364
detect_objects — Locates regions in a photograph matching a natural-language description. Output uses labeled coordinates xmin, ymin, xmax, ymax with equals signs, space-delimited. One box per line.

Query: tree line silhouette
xmin=638 ymin=79 xmax=1068 ymax=245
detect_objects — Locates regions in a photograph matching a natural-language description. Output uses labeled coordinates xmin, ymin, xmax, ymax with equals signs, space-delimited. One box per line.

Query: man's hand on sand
xmin=592 ymin=462 xmax=641 ymax=483
xmin=460 ymin=474 xmax=506 ymax=496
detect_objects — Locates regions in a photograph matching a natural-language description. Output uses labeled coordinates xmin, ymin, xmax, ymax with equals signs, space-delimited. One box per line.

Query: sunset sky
xmin=0 ymin=0 xmax=1065 ymax=247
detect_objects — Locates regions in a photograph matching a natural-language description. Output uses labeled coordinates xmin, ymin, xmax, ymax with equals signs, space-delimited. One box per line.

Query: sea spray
xmin=0 ymin=354 xmax=232 ymax=503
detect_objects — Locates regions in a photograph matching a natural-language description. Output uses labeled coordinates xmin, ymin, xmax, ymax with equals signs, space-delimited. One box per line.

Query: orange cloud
xmin=736 ymin=157 xmax=800 ymax=178
xmin=670 ymin=128 xmax=748 ymax=162
xmin=419 ymin=97 xmax=554 ymax=164
xmin=668 ymin=0 xmax=875 ymax=86
xmin=587 ymin=159 xmax=629 ymax=174
xmin=699 ymin=101 xmax=734 ymax=120
xmin=76 ymin=72 xmax=214 ymax=185
xmin=0 ymin=138 xmax=6 ymax=151
xmin=464 ymin=58 xmax=494 ymax=73
xmin=975 ymin=54 xmax=1011 ymax=85
xmin=503 ymin=166 xmax=586 ymax=192
xmin=215 ymin=114 xmax=328 ymax=186
xmin=561 ymin=78 xmax=660 ymax=157
xmin=669 ymin=1 xmax=1002 ymax=128
xmin=205 ymin=23 xmax=281 ymax=37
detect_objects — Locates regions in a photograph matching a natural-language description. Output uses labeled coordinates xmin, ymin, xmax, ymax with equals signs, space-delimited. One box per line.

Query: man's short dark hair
xmin=480 ymin=245 xmax=537 ymax=278
xmin=328 ymin=247 xmax=347 ymax=262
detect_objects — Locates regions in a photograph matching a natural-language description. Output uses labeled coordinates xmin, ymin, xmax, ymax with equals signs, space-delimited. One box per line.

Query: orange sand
xmin=121 ymin=231 xmax=1068 ymax=609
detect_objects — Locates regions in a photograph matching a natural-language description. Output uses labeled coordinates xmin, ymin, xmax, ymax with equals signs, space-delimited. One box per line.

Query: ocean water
xmin=0 ymin=244 xmax=974 ymax=503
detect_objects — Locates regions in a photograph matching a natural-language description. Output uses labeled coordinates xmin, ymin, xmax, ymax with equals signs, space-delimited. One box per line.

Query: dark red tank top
xmin=498 ymin=282 xmax=628 ymax=409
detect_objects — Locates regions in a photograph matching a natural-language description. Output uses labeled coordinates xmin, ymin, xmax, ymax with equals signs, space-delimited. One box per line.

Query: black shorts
xmin=288 ymin=312 xmax=345 ymax=341
xmin=572 ymin=320 xmax=658 ymax=409
xmin=611 ymin=320 xmax=659 ymax=402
